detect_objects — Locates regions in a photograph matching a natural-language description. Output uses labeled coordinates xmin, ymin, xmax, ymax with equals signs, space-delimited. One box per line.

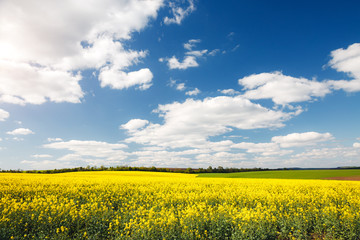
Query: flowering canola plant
xmin=1 ymin=171 xmax=360 ymax=239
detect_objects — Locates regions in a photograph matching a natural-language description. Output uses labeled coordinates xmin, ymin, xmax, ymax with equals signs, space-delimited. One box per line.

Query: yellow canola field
xmin=1 ymin=171 xmax=360 ymax=240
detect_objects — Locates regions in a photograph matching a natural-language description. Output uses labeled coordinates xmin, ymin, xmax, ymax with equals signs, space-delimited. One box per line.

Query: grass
xmin=197 ymin=169 xmax=360 ymax=179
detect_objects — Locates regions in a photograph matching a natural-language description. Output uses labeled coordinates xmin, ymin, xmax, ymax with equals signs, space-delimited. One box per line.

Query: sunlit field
xmin=197 ymin=169 xmax=360 ymax=179
xmin=1 ymin=171 xmax=360 ymax=239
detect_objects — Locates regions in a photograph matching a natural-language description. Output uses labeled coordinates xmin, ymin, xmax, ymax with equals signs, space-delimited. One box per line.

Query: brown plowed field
xmin=324 ymin=176 xmax=360 ymax=181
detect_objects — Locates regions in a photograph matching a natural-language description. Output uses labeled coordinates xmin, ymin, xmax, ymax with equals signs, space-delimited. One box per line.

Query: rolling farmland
xmin=1 ymin=171 xmax=360 ymax=239
xmin=197 ymin=169 xmax=360 ymax=180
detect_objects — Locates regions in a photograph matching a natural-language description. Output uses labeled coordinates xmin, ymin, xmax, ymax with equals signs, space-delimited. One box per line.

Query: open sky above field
xmin=1 ymin=0 xmax=360 ymax=170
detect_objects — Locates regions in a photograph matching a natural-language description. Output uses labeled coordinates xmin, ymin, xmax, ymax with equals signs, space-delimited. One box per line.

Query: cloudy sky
xmin=1 ymin=0 xmax=360 ymax=170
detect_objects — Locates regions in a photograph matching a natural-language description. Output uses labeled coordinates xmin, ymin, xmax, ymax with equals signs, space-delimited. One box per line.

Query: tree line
xmin=0 ymin=165 xmax=270 ymax=174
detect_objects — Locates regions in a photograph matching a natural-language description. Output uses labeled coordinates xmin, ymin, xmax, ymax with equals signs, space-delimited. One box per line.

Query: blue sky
xmin=1 ymin=0 xmax=360 ymax=170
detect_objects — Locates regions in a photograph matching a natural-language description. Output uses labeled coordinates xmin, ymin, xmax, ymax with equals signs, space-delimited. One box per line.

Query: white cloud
xmin=226 ymin=135 xmax=248 ymax=139
xmin=328 ymin=79 xmax=360 ymax=92
xmin=99 ymin=67 xmax=153 ymax=90
xmin=0 ymin=0 xmax=165 ymax=105
xmin=0 ymin=60 xmax=83 ymax=105
xmin=186 ymin=50 xmax=208 ymax=57
xmin=288 ymin=147 xmax=360 ymax=167
xmin=44 ymin=140 xmax=128 ymax=163
xmin=47 ymin=138 xmax=63 ymax=142
xmin=184 ymin=39 xmax=201 ymax=50
xmin=21 ymin=160 xmax=71 ymax=170
xmin=271 ymin=132 xmax=333 ymax=148
xmin=164 ymin=0 xmax=195 ymax=25
xmin=169 ymin=79 xmax=188 ymax=91
xmin=12 ymin=137 xmax=25 ymax=142
xmin=232 ymin=142 xmax=292 ymax=156
xmin=199 ymin=140 xmax=234 ymax=152
xmin=238 ymin=71 xmax=331 ymax=105
xmin=7 ymin=128 xmax=34 ymax=135
xmin=167 ymin=56 xmax=199 ymax=70
xmin=219 ymin=89 xmax=240 ymax=95
xmin=327 ymin=43 xmax=360 ymax=92
xmin=209 ymin=49 xmax=220 ymax=56
xmin=130 ymin=141 xmax=242 ymax=168
xmin=176 ymin=83 xmax=186 ymax=91
xmin=0 ymin=0 xmax=163 ymax=61
xmin=131 ymin=150 xmax=192 ymax=167
xmin=31 ymin=154 xmax=53 ymax=158
xmin=185 ymin=88 xmax=200 ymax=96
xmin=328 ymin=43 xmax=360 ymax=79
xmin=230 ymin=131 xmax=334 ymax=157
xmin=124 ymin=96 xmax=299 ymax=149
xmin=57 ymin=36 xmax=148 ymax=71
xmin=162 ymin=39 xmax=217 ymax=70
xmin=121 ymin=119 xmax=149 ymax=132
xmin=195 ymin=152 xmax=247 ymax=166
xmin=0 ymin=109 xmax=9 ymax=121
xmin=169 ymin=80 xmax=199 ymax=95
xmin=354 ymin=142 xmax=360 ymax=148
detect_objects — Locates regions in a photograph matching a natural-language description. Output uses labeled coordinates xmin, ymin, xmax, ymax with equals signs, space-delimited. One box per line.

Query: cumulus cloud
xmin=238 ymin=71 xmax=331 ymax=105
xmin=47 ymin=138 xmax=63 ymax=142
xmin=328 ymin=43 xmax=360 ymax=79
xmin=169 ymin=79 xmax=186 ymax=91
xmin=99 ymin=67 xmax=153 ymax=90
xmin=121 ymin=119 xmax=149 ymax=132
xmin=131 ymin=150 xmax=191 ymax=167
xmin=0 ymin=60 xmax=83 ymax=105
xmin=31 ymin=154 xmax=53 ymax=158
xmin=7 ymin=128 xmax=34 ymax=135
xmin=185 ymin=88 xmax=200 ymax=96
xmin=219 ymin=89 xmax=240 ymax=95
xmin=168 ymin=79 xmax=200 ymax=95
xmin=176 ymin=83 xmax=186 ymax=91
xmin=327 ymin=43 xmax=360 ymax=92
xmin=288 ymin=147 xmax=360 ymax=167
xmin=44 ymin=140 xmax=129 ymax=163
xmin=195 ymin=152 xmax=247 ymax=167
xmin=271 ymin=132 xmax=333 ymax=148
xmin=164 ymin=0 xmax=195 ymax=25
xmin=186 ymin=50 xmax=208 ymax=57
xmin=230 ymin=131 xmax=333 ymax=157
xmin=167 ymin=56 xmax=199 ymax=70
xmin=184 ymin=39 xmax=201 ymax=50
xmin=232 ymin=142 xmax=292 ymax=156
xmin=123 ymin=96 xmax=299 ymax=149
xmin=0 ymin=109 xmax=9 ymax=121
xmin=328 ymin=79 xmax=360 ymax=92
xmin=161 ymin=39 xmax=217 ymax=70
xmin=130 ymin=141 xmax=240 ymax=167
xmin=0 ymin=0 xmax=165 ymax=105
xmin=354 ymin=142 xmax=360 ymax=148
xmin=21 ymin=160 xmax=71 ymax=170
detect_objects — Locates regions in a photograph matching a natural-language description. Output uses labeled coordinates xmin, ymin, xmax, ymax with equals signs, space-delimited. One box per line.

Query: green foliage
xmin=1 ymin=165 xmax=271 ymax=174
xmin=197 ymin=169 xmax=360 ymax=180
